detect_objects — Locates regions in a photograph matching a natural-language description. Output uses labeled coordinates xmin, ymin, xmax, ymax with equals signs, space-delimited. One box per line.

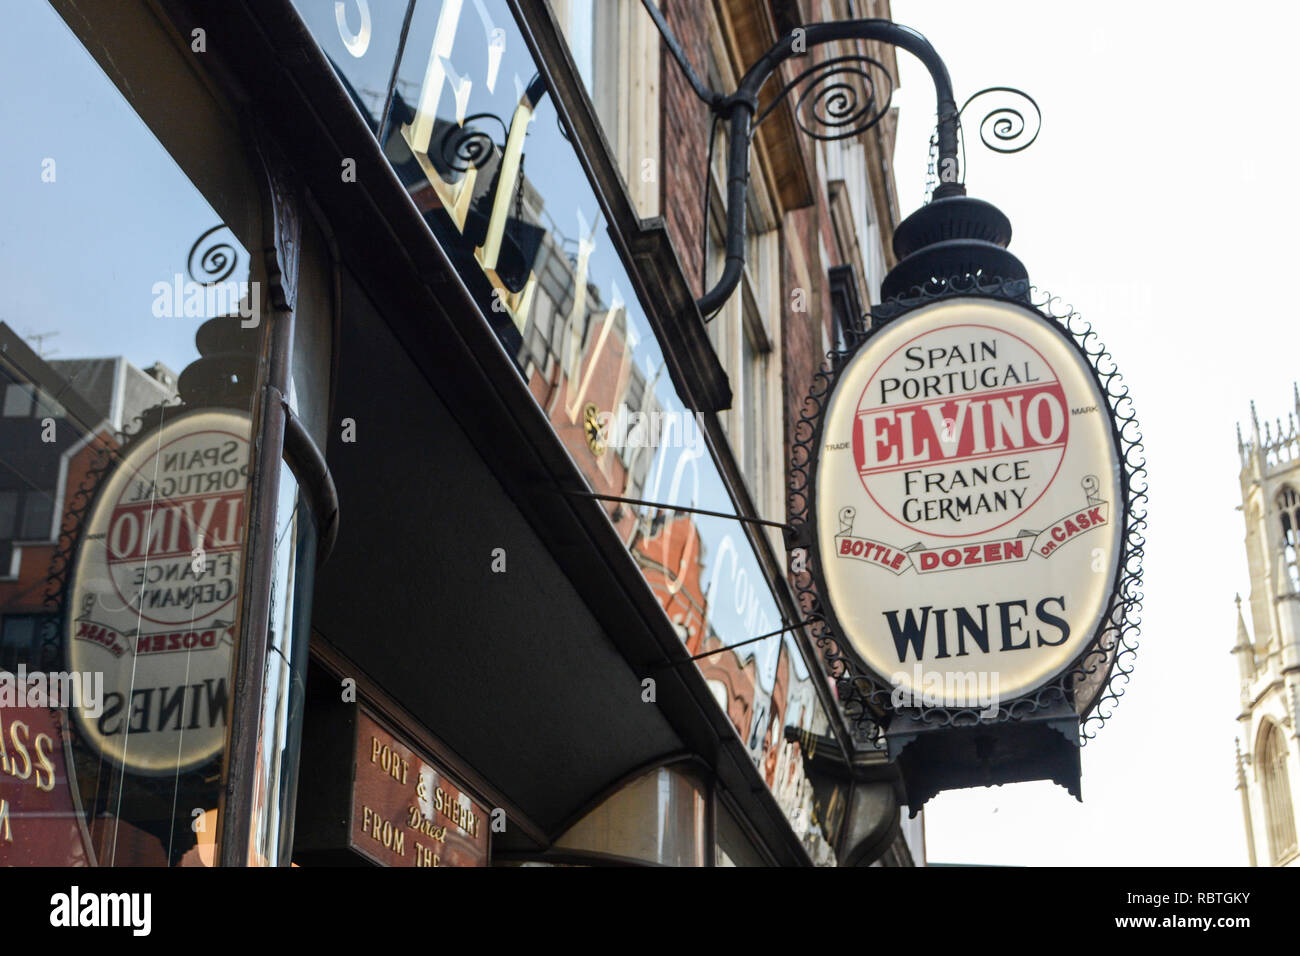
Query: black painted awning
xmin=312 ymin=278 xmax=686 ymax=842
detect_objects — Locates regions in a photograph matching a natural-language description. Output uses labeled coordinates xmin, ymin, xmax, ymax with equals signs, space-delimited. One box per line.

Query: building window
xmin=1258 ymin=722 xmax=1298 ymax=863
xmin=3 ymin=383 xmax=34 ymax=416
xmin=716 ymin=799 xmax=767 ymax=866
xmin=18 ymin=491 xmax=53 ymax=540
xmin=1277 ymin=486 xmax=1300 ymax=590
xmin=706 ymin=216 xmax=775 ymax=507
xmin=696 ymin=29 xmax=782 ymax=521
xmin=553 ymin=763 xmax=710 ymax=866
xmin=742 ymin=322 xmax=764 ymax=488
xmin=555 ymin=0 xmax=661 ymax=217
xmin=0 ymin=488 xmax=55 ymax=544
xmin=0 ymin=614 xmax=52 ymax=672
xmin=0 ymin=380 xmax=65 ymax=418
xmin=705 ymin=132 xmax=779 ymax=513
xmin=0 ymin=491 xmax=17 ymax=539
xmin=828 ymin=264 xmax=866 ymax=353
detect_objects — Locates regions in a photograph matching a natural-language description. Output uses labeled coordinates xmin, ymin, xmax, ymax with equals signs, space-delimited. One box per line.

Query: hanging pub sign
xmin=796 ymin=279 xmax=1144 ymax=808
xmin=65 ymin=408 xmax=250 ymax=775
xmin=815 ymin=296 xmax=1121 ymax=704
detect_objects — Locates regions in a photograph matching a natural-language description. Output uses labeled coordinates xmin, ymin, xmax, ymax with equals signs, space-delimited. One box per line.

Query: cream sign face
xmin=814 ymin=298 xmax=1122 ymax=703
xmin=67 ymin=409 xmax=249 ymax=774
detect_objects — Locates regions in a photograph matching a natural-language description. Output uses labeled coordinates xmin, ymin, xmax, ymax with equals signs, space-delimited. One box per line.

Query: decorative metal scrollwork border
xmin=40 ymin=399 xmax=189 ymax=673
xmin=788 ymin=274 xmax=1146 ymax=747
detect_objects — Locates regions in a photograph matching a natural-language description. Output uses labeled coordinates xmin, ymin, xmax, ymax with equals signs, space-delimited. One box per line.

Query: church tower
xmin=1234 ymin=388 xmax=1300 ymax=865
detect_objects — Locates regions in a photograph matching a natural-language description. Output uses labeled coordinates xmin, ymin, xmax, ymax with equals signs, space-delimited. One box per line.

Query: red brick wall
xmin=656 ymin=0 xmax=881 ymax=527
xmin=783 ymin=203 xmax=849 ymax=512
xmin=660 ymin=0 xmax=714 ymax=300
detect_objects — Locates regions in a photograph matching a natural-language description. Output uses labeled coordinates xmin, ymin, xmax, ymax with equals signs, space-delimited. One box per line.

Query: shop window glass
xmin=0 ymin=0 xmax=266 ymax=867
xmin=287 ymin=0 xmax=836 ymax=859
xmin=249 ymin=466 xmax=318 ymax=866
xmin=716 ymin=800 xmax=766 ymax=866
xmin=555 ymin=765 xmax=708 ymax=866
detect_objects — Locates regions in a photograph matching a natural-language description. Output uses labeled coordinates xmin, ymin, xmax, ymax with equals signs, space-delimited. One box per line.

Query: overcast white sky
xmin=886 ymin=0 xmax=1298 ymax=866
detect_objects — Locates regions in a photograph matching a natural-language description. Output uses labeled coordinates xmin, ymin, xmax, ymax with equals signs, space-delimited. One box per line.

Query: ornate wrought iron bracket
xmin=641 ymin=1 xmax=1039 ymax=316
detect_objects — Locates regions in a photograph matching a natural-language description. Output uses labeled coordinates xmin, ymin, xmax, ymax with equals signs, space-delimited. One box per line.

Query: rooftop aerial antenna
xmin=21 ymin=328 xmax=59 ymax=358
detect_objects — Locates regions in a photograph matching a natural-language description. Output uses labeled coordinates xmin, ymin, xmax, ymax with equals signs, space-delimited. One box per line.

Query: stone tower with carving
xmin=1234 ymin=388 xmax=1300 ymax=865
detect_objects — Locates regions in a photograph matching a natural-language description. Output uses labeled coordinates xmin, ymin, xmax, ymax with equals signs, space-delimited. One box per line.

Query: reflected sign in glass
xmin=290 ymin=0 xmax=837 ymax=856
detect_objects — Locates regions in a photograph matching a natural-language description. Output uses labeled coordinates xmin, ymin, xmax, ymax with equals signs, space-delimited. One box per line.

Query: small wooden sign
xmin=293 ymin=693 xmax=490 ymax=867
xmin=350 ymin=712 xmax=488 ymax=867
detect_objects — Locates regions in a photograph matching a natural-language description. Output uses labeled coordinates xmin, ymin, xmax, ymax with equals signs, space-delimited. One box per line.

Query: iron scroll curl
xmin=754 ymin=53 xmax=895 ymax=141
xmin=960 ymin=86 xmax=1042 ymax=155
xmin=186 ymin=225 xmax=239 ymax=286
xmin=786 ymin=276 xmax=1146 ymax=746
xmin=439 ymin=112 xmax=508 ymax=172
xmin=927 ymin=86 xmax=1041 ymax=198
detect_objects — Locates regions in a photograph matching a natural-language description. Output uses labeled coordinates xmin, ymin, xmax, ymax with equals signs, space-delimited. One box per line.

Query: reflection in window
xmin=0 ymin=0 xmax=262 ymax=867
xmin=4 ymin=384 xmax=35 ymax=417
xmin=283 ymin=0 xmax=819 ymax=851
xmin=0 ymin=614 xmax=53 ymax=672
